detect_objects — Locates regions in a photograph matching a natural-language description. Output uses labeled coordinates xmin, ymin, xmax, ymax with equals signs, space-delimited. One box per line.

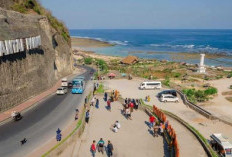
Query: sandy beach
xmin=71 ymin=37 xmax=115 ymax=48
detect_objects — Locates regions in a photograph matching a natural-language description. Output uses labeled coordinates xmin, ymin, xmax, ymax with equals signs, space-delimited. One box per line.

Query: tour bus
xmin=210 ymin=133 xmax=232 ymax=157
xmin=61 ymin=78 xmax=68 ymax=87
xmin=139 ymin=81 xmax=162 ymax=90
xmin=72 ymin=79 xmax=85 ymax=94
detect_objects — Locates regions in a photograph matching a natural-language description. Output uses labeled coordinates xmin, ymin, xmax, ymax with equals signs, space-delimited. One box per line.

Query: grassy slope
xmin=10 ymin=0 xmax=70 ymax=44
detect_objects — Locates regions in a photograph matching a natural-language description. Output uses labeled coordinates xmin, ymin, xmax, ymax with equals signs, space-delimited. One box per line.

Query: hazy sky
xmin=39 ymin=0 xmax=232 ymax=29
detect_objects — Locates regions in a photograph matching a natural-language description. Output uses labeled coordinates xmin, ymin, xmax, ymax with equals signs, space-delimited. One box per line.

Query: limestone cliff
xmin=0 ymin=1 xmax=73 ymax=111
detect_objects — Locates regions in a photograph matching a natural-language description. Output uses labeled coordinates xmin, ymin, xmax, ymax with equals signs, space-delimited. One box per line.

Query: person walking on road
xmin=107 ymin=140 xmax=114 ymax=157
xmin=91 ymin=140 xmax=96 ymax=157
xmin=95 ymin=98 xmax=99 ymax=109
xmin=75 ymin=109 xmax=79 ymax=120
xmin=107 ymin=99 xmax=111 ymax=112
xmin=85 ymin=96 xmax=88 ymax=105
xmin=85 ymin=110 xmax=90 ymax=123
xmin=97 ymin=138 xmax=105 ymax=154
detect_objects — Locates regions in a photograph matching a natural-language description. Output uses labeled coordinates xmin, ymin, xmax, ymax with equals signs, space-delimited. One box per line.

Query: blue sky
xmin=40 ymin=0 xmax=232 ymax=29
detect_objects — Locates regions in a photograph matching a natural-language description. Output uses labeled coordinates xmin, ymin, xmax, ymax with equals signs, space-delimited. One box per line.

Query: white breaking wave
xmin=108 ymin=40 xmax=128 ymax=46
xmin=150 ymin=44 xmax=195 ymax=49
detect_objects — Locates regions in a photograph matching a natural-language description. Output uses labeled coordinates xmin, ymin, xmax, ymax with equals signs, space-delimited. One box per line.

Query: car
xmin=158 ymin=90 xmax=177 ymax=98
xmin=160 ymin=94 xmax=179 ymax=103
xmin=210 ymin=133 xmax=232 ymax=157
xmin=56 ymin=87 xmax=68 ymax=95
xmin=68 ymin=82 xmax=73 ymax=88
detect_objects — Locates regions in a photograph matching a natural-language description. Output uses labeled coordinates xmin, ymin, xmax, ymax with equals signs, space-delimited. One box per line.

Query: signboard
xmin=0 ymin=35 xmax=41 ymax=57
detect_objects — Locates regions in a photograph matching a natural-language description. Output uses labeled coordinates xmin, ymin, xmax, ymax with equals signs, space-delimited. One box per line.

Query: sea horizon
xmin=70 ymin=29 xmax=232 ymax=67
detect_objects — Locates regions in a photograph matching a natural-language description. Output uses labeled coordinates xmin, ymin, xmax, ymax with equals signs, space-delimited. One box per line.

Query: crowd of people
xmin=85 ymin=83 xmax=167 ymax=157
xmin=122 ymin=98 xmax=141 ymax=120
xmin=91 ymin=139 xmax=114 ymax=157
xmin=149 ymin=115 xmax=169 ymax=138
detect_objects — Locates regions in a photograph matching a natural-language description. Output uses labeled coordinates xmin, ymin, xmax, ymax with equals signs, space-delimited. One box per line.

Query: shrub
xmin=84 ymin=57 xmax=93 ymax=65
xmin=183 ymin=87 xmax=217 ymax=103
xmin=204 ymin=87 xmax=217 ymax=95
xmin=173 ymin=72 xmax=181 ymax=78
xmin=162 ymin=77 xmax=170 ymax=87
xmin=195 ymin=90 xmax=207 ymax=102
xmin=215 ymin=75 xmax=223 ymax=79
xmin=11 ymin=0 xmax=70 ymax=43
xmin=95 ymin=59 xmax=107 ymax=70
xmin=204 ymin=76 xmax=209 ymax=80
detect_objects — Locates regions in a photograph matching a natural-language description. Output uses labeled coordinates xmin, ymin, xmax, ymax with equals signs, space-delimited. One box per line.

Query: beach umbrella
xmin=108 ymin=73 xmax=116 ymax=77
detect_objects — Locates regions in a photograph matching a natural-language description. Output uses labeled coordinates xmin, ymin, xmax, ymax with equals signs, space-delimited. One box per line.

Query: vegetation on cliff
xmin=11 ymin=0 xmax=70 ymax=44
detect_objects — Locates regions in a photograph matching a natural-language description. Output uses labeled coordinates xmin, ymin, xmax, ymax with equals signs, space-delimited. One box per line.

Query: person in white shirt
xmin=112 ymin=125 xmax=118 ymax=133
xmin=115 ymin=121 xmax=120 ymax=129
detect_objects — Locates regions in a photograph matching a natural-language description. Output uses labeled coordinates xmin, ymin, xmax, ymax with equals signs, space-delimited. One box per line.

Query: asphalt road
xmin=0 ymin=66 xmax=94 ymax=157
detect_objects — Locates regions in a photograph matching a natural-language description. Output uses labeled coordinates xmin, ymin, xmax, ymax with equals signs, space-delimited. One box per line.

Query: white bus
xmin=61 ymin=78 xmax=68 ymax=87
xmin=139 ymin=81 xmax=162 ymax=90
xmin=210 ymin=133 xmax=232 ymax=157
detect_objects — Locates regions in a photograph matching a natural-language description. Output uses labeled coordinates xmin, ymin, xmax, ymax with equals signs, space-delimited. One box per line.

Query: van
xmin=140 ymin=81 xmax=162 ymax=90
xmin=210 ymin=133 xmax=232 ymax=157
xmin=160 ymin=94 xmax=179 ymax=103
xmin=61 ymin=78 xmax=68 ymax=87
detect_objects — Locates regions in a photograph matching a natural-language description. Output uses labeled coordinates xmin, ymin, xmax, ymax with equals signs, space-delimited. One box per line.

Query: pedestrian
xmin=125 ymin=98 xmax=128 ymax=104
xmin=75 ymin=109 xmax=79 ymax=120
xmin=20 ymin=138 xmax=27 ymax=145
xmin=107 ymin=99 xmax=111 ymax=112
xmin=85 ymin=96 xmax=88 ymax=105
xmin=159 ymin=123 xmax=164 ymax=136
xmin=97 ymin=138 xmax=105 ymax=154
xmin=115 ymin=121 xmax=121 ymax=129
xmin=165 ymin=120 xmax=169 ymax=129
xmin=129 ymin=102 xmax=134 ymax=112
xmin=91 ymin=140 xmax=96 ymax=157
xmin=147 ymin=95 xmax=151 ymax=102
xmin=107 ymin=140 xmax=114 ymax=157
xmin=104 ymin=92 xmax=108 ymax=102
xmin=149 ymin=115 xmax=156 ymax=128
xmin=153 ymin=124 xmax=159 ymax=137
xmin=85 ymin=110 xmax=90 ymax=123
xmin=95 ymin=98 xmax=99 ymax=109
xmin=135 ymin=99 xmax=139 ymax=110
xmin=91 ymin=97 xmax=95 ymax=106
xmin=112 ymin=124 xmax=118 ymax=133
xmin=126 ymin=108 xmax=131 ymax=120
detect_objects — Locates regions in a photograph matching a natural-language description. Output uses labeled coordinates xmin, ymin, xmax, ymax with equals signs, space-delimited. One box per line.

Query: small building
xmin=120 ymin=56 xmax=138 ymax=65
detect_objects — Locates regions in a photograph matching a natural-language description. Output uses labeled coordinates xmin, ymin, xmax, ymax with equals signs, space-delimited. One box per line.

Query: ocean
xmin=70 ymin=29 xmax=232 ymax=67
